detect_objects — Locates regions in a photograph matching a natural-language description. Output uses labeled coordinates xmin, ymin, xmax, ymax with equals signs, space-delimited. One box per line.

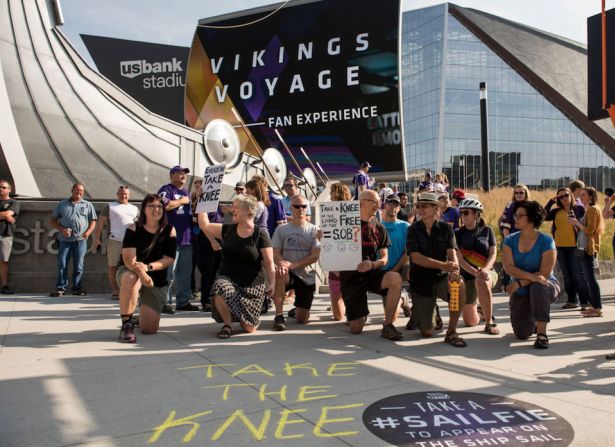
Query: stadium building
xmin=401 ymin=3 xmax=615 ymax=190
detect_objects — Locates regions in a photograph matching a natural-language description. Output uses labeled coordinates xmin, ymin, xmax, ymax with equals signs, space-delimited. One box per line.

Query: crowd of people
xmin=0 ymin=164 xmax=612 ymax=354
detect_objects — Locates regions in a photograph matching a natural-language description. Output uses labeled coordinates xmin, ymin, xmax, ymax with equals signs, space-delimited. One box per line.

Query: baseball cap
xmin=385 ymin=194 xmax=401 ymax=205
xmin=361 ymin=161 xmax=372 ymax=168
xmin=416 ymin=191 xmax=440 ymax=204
xmin=452 ymin=189 xmax=466 ymax=200
xmin=170 ymin=165 xmax=190 ymax=174
xmin=235 ymin=181 xmax=246 ymax=189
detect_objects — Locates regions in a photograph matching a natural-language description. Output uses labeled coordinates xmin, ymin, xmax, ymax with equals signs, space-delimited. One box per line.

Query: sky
xmin=60 ymin=0 xmax=605 ymax=68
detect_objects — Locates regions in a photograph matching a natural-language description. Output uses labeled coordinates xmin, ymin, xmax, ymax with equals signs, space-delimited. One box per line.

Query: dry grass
xmin=470 ymin=187 xmax=615 ymax=260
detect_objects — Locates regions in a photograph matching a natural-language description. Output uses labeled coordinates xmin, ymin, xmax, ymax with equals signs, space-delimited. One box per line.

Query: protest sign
xmin=195 ymin=164 xmax=225 ymax=214
xmin=319 ymin=201 xmax=361 ymax=271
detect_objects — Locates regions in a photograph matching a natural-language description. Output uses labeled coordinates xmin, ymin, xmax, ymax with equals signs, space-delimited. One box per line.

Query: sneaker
xmin=288 ymin=308 xmax=296 ymax=318
xmin=381 ymin=323 xmax=403 ymax=340
xmin=50 ymin=289 xmax=66 ymax=297
xmin=72 ymin=289 xmax=87 ymax=296
xmin=1 ymin=285 xmax=14 ymax=294
xmin=161 ymin=304 xmax=175 ymax=314
xmin=176 ymin=303 xmax=199 ymax=311
xmin=400 ymin=289 xmax=412 ymax=318
xmin=562 ymin=302 xmax=579 ymax=309
xmin=273 ymin=314 xmax=286 ymax=331
xmin=119 ymin=321 xmax=136 ymax=343
xmin=191 ymin=291 xmax=201 ymax=301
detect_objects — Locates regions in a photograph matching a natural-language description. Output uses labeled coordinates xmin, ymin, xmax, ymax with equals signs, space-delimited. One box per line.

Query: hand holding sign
xmin=195 ymin=164 xmax=225 ymax=214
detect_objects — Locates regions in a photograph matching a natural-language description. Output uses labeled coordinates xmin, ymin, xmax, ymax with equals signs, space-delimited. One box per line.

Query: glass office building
xmin=401 ymin=4 xmax=615 ymax=190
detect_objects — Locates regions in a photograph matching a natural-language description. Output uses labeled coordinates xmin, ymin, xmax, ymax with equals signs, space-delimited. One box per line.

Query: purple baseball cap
xmin=170 ymin=165 xmax=190 ymax=174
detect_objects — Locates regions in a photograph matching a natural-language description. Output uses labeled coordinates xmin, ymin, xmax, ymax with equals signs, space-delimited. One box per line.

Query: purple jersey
xmin=158 ymin=183 xmax=192 ymax=246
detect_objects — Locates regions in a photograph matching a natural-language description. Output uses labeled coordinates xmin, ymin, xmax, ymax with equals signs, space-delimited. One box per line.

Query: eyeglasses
xmin=461 ymin=210 xmax=474 ymax=216
xmin=514 ymin=191 xmax=526 ymax=195
xmin=146 ymin=205 xmax=164 ymax=210
xmin=292 ymin=204 xmax=308 ymax=209
xmin=514 ymin=213 xmax=527 ymax=219
xmin=283 ymin=184 xmax=294 ymax=189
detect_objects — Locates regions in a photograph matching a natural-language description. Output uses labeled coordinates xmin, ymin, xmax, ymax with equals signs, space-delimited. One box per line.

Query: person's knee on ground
xmin=349 ymin=317 xmax=366 ymax=334
xmin=330 ymin=294 xmax=345 ymax=321
xmin=295 ymin=307 xmax=310 ymax=324
xmin=240 ymin=321 xmax=258 ymax=333
xmin=462 ymin=303 xmax=480 ymax=327
xmin=139 ymin=304 xmax=160 ymax=334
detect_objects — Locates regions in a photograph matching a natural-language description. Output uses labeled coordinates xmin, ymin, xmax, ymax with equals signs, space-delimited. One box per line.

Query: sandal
xmin=444 ymin=332 xmax=467 ymax=347
xmin=582 ymin=309 xmax=603 ymax=317
xmin=534 ymin=333 xmax=549 ymax=349
xmin=483 ymin=323 xmax=500 ymax=335
xmin=217 ymin=325 xmax=232 ymax=339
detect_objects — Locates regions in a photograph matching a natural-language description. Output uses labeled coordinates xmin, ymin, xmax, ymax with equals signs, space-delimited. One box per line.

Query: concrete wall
xmin=10 ymin=201 xmax=118 ymax=294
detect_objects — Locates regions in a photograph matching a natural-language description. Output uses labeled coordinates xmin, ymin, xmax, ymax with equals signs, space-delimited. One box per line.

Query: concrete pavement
xmin=1 ymin=282 xmax=614 ymax=447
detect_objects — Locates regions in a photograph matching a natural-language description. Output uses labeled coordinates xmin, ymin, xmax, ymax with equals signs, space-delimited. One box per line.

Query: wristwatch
xmin=148 ymin=263 xmax=154 ymax=272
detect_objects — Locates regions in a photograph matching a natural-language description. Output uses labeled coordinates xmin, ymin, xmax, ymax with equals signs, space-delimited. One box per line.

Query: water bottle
xmin=449 ymin=280 xmax=460 ymax=312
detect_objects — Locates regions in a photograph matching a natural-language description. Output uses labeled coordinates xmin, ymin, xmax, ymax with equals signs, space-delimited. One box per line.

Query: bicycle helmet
xmin=459 ymin=198 xmax=483 ymax=211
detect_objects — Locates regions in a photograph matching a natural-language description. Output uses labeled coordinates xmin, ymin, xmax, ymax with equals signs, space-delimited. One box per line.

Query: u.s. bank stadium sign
xmin=363 ymin=392 xmax=574 ymax=447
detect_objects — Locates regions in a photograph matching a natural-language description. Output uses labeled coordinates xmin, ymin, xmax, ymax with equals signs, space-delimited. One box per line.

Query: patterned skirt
xmin=211 ymin=276 xmax=266 ymax=327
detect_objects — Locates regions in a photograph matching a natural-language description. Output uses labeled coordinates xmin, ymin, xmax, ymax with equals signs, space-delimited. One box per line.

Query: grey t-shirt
xmin=272 ymin=222 xmax=320 ymax=285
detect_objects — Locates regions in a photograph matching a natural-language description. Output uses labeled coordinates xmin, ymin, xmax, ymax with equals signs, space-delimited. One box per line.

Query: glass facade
xmin=401 ymin=4 xmax=615 ymax=190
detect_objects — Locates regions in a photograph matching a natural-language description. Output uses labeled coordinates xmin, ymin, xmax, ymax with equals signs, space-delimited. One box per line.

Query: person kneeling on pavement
xmin=339 ymin=190 xmax=404 ymax=340
xmin=407 ymin=192 xmax=467 ymax=347
xmin=117 ymin=194 xmax=176 ymax=343
xmin=271 ymin=195 xmax=321 ymax=330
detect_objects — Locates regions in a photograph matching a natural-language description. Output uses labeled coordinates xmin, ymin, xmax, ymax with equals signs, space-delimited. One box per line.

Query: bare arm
xmin=390 ymin=252 xmax=409 ymax=273
xmin=165 ymin=196 xmax=190 ymax=212
xmin=261 ymin=246 xmax=276 ymax=296
xmin=197 ymin=212 xmax=223 ymax=240
xmin=83 ymin=220 xmax=96 ymax=239
xmin=93 ymin=215 xmax=108 ymax=246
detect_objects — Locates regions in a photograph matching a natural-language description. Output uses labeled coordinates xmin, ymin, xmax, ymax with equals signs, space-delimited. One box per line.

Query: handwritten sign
xmin=319 ymin=201 xmax=361 ymax=271
xmin=196 ymin=164 xmax=225 ymax=214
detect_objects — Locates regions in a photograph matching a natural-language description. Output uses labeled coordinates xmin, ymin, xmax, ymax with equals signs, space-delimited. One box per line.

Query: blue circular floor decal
xmin=363 ymin=391 xmax=574 ymax=447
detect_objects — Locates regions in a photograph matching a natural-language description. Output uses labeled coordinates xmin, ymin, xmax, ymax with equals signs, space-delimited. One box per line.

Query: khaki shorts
xmin=116 ymin=265 xmax=168 ymax=315
xmin=464 ymin=269 xmax=498 ymax=305
xmin=107 ymin=239 xmax=123 ymax=267
xmin=410 ymin=277 xmax=449 ymax=332
xmin=0 ymin=236 xmax=13 ymax=262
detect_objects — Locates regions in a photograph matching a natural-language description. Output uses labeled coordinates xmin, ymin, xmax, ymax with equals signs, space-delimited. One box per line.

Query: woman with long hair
xmin=569 ymin=187 xmax=605 ymax=317
xmin=117 ymin=194 xmax=177 ymax=343
xmin=198 ymin=194 xmax=275 ymax=338
xmin=455 ymin=198 xmax=499 ymax=334
xmin=544 ymin=187 xmax=587 ymax=309
xmin=245 ymin=178 xmax=270 ymax=232
xmin=499 ymin=184 xmax=531 ymax=287
xmin=328 ymin=181 xmax=352 ymax=321
xmin=502 ymin=201 xmax=560 ymax=349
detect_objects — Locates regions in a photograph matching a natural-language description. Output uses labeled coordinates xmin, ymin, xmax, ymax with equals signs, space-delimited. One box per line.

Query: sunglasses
xmin=514 ymin=191 xmax=526 ymax=195
xmin=557 ymin=194 xmax=569 ymax=199
xmin=292 ymin=204 xmax=308 ymax=209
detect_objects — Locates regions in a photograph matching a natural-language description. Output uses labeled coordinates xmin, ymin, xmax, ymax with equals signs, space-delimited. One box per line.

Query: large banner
xmin=185 ymin=0 xmax=403 ymax=178
xmin=82 ymin=35 xmax=189 ymax=123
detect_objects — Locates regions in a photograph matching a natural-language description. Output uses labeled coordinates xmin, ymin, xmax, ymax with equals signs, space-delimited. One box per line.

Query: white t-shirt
xmin=102 ymin=201 xmax=140 ymax=241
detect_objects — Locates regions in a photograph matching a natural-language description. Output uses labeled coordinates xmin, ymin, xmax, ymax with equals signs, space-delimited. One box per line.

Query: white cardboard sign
xmin=319 ymin=201 xmax=362 ymax=271
xmin=195 ymin=164 xmax=225 ymax=214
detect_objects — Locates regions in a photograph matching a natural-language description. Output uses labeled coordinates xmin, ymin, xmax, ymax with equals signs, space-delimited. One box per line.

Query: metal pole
xmin=274 ymin=129 xmax=317 ymax=198
xmin=230 ymin=108 xmax=284 ymax=196
xmin=299 ymin=147 xmax=326 ymax=185
xmin=315 ymin=161 xmax=330 ymax=181
xmin=479 ymin=82 xmax=491 ymax=192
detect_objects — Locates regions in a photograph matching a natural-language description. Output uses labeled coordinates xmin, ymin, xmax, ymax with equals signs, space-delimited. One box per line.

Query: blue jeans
xmin=167 ymin=244 xmax=193 ymax=307
xmin=56 ymin=239 xmax=87 ymax=291
xmin=556 ymin=247 xmax=588 ymax=305
xmin=577 ymin=250 xmax=602 ymax=309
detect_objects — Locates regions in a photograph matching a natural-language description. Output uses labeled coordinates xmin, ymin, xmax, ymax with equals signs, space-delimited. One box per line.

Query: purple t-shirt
xmin=157 ymin=183 xmax=192 ymax=246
